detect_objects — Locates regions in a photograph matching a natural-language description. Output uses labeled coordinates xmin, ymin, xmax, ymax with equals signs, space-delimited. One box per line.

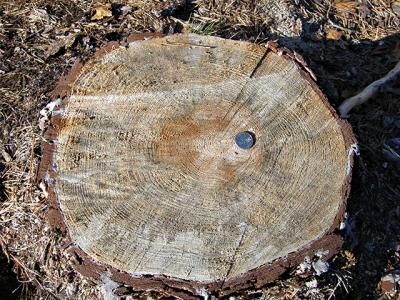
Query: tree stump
xmin=38 ymin=33 xmax=357 ymax=297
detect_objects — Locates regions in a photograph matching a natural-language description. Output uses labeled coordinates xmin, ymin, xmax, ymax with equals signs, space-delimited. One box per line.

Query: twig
xmin=328 ymin=20 xmax=356 ymax=33
xmin=338 ymin=60 xmax=400 ymax=117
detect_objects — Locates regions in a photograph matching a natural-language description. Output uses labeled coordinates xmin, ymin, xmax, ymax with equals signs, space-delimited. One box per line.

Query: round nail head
xmin=235 ymin=131 xmax=255 ymax=149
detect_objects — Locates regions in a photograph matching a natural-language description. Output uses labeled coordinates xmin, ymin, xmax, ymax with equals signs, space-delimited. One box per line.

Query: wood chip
xmin=334 ymin=1 xmax=358 ymax=13
xmin=326 ymin=28 xmax=343 ymax=40
xmin=91 ymin=4 xmax=112 ymax=21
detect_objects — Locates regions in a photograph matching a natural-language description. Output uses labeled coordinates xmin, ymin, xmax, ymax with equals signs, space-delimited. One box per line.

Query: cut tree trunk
xmin=38 ymin=33 xmax=356 ymax=298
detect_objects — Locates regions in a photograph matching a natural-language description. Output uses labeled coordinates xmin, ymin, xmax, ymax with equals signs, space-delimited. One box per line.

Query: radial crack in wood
xmin=38 ymin=33 xmax=356 ymax=296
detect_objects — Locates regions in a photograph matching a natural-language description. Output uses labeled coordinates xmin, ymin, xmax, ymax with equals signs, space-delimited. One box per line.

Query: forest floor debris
xmin=1 ymin=0 xmax=399 ymax=299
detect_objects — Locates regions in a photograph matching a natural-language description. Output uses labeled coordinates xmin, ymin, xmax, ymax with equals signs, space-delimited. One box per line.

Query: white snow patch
xmin=346 ymin=143 xmax=359 ymax=175
xmin=296 ymin=256 xmax=312 ymax=275
xmin=39 ymin=98 xmax=62 ymax=131
xmin=315 ymin=249 xmax=329 ymax=258
xmin=100 ymin=271 xmax=119 ymax=300
xmin=305 ymin=278 xmax=318 ymax=288
xmin=339 ymin=212 xmax=348 ymax=230
xmin=196 ymin=287 xmax=209 ymax=300
xmin=312 ymin=259 xmax=329 ymax=276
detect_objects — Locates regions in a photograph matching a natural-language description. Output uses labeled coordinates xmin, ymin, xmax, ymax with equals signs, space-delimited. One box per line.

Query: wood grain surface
xmin=51 ymin=34 xmax=350 ymax=282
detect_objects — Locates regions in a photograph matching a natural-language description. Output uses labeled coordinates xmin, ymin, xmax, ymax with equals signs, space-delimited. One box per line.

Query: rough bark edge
xmin=36 ymin=33 xmax=357 ymax=298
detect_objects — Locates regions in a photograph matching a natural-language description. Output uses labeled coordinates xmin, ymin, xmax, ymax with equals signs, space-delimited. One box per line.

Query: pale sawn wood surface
xmin=55 ymin=34 xmax=348 ymax=282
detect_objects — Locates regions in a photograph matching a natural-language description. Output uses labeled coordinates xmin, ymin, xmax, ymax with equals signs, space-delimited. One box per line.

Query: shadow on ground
xmin=0 ymin=252 xmax=20 ymax=300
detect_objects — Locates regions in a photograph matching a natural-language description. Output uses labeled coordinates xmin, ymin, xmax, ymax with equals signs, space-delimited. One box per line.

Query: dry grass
xmin=1 ymin=0 xmax=399 ymax=299
xmin=191 ymin=0 xmax=301 ymax=40
xmin=300 ymin=0 xmax=400 ymax=41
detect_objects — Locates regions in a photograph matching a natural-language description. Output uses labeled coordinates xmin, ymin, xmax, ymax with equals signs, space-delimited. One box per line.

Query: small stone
xmin=306 ymin=278 xmax=318 ymax=288
xmin=379 ymin=272 xmax=400 ymax=294
xmin=380 ymin=279 xmax=395 ymax=293
xmin=312 ymin=259 xmax=329 ymax=276
xmin=383 ymin=116 xmax=394 ymax=127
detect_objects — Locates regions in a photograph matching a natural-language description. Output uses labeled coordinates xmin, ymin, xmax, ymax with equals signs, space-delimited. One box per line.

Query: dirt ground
xmin=0 ymin=0 xmax=399 ymax=299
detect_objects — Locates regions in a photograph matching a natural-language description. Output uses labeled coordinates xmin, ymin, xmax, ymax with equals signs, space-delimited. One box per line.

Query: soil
xmin=0 ymin=0 xmax=399 ymax=299
xmin=0 ymin=253 xmax=20 ymax=299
